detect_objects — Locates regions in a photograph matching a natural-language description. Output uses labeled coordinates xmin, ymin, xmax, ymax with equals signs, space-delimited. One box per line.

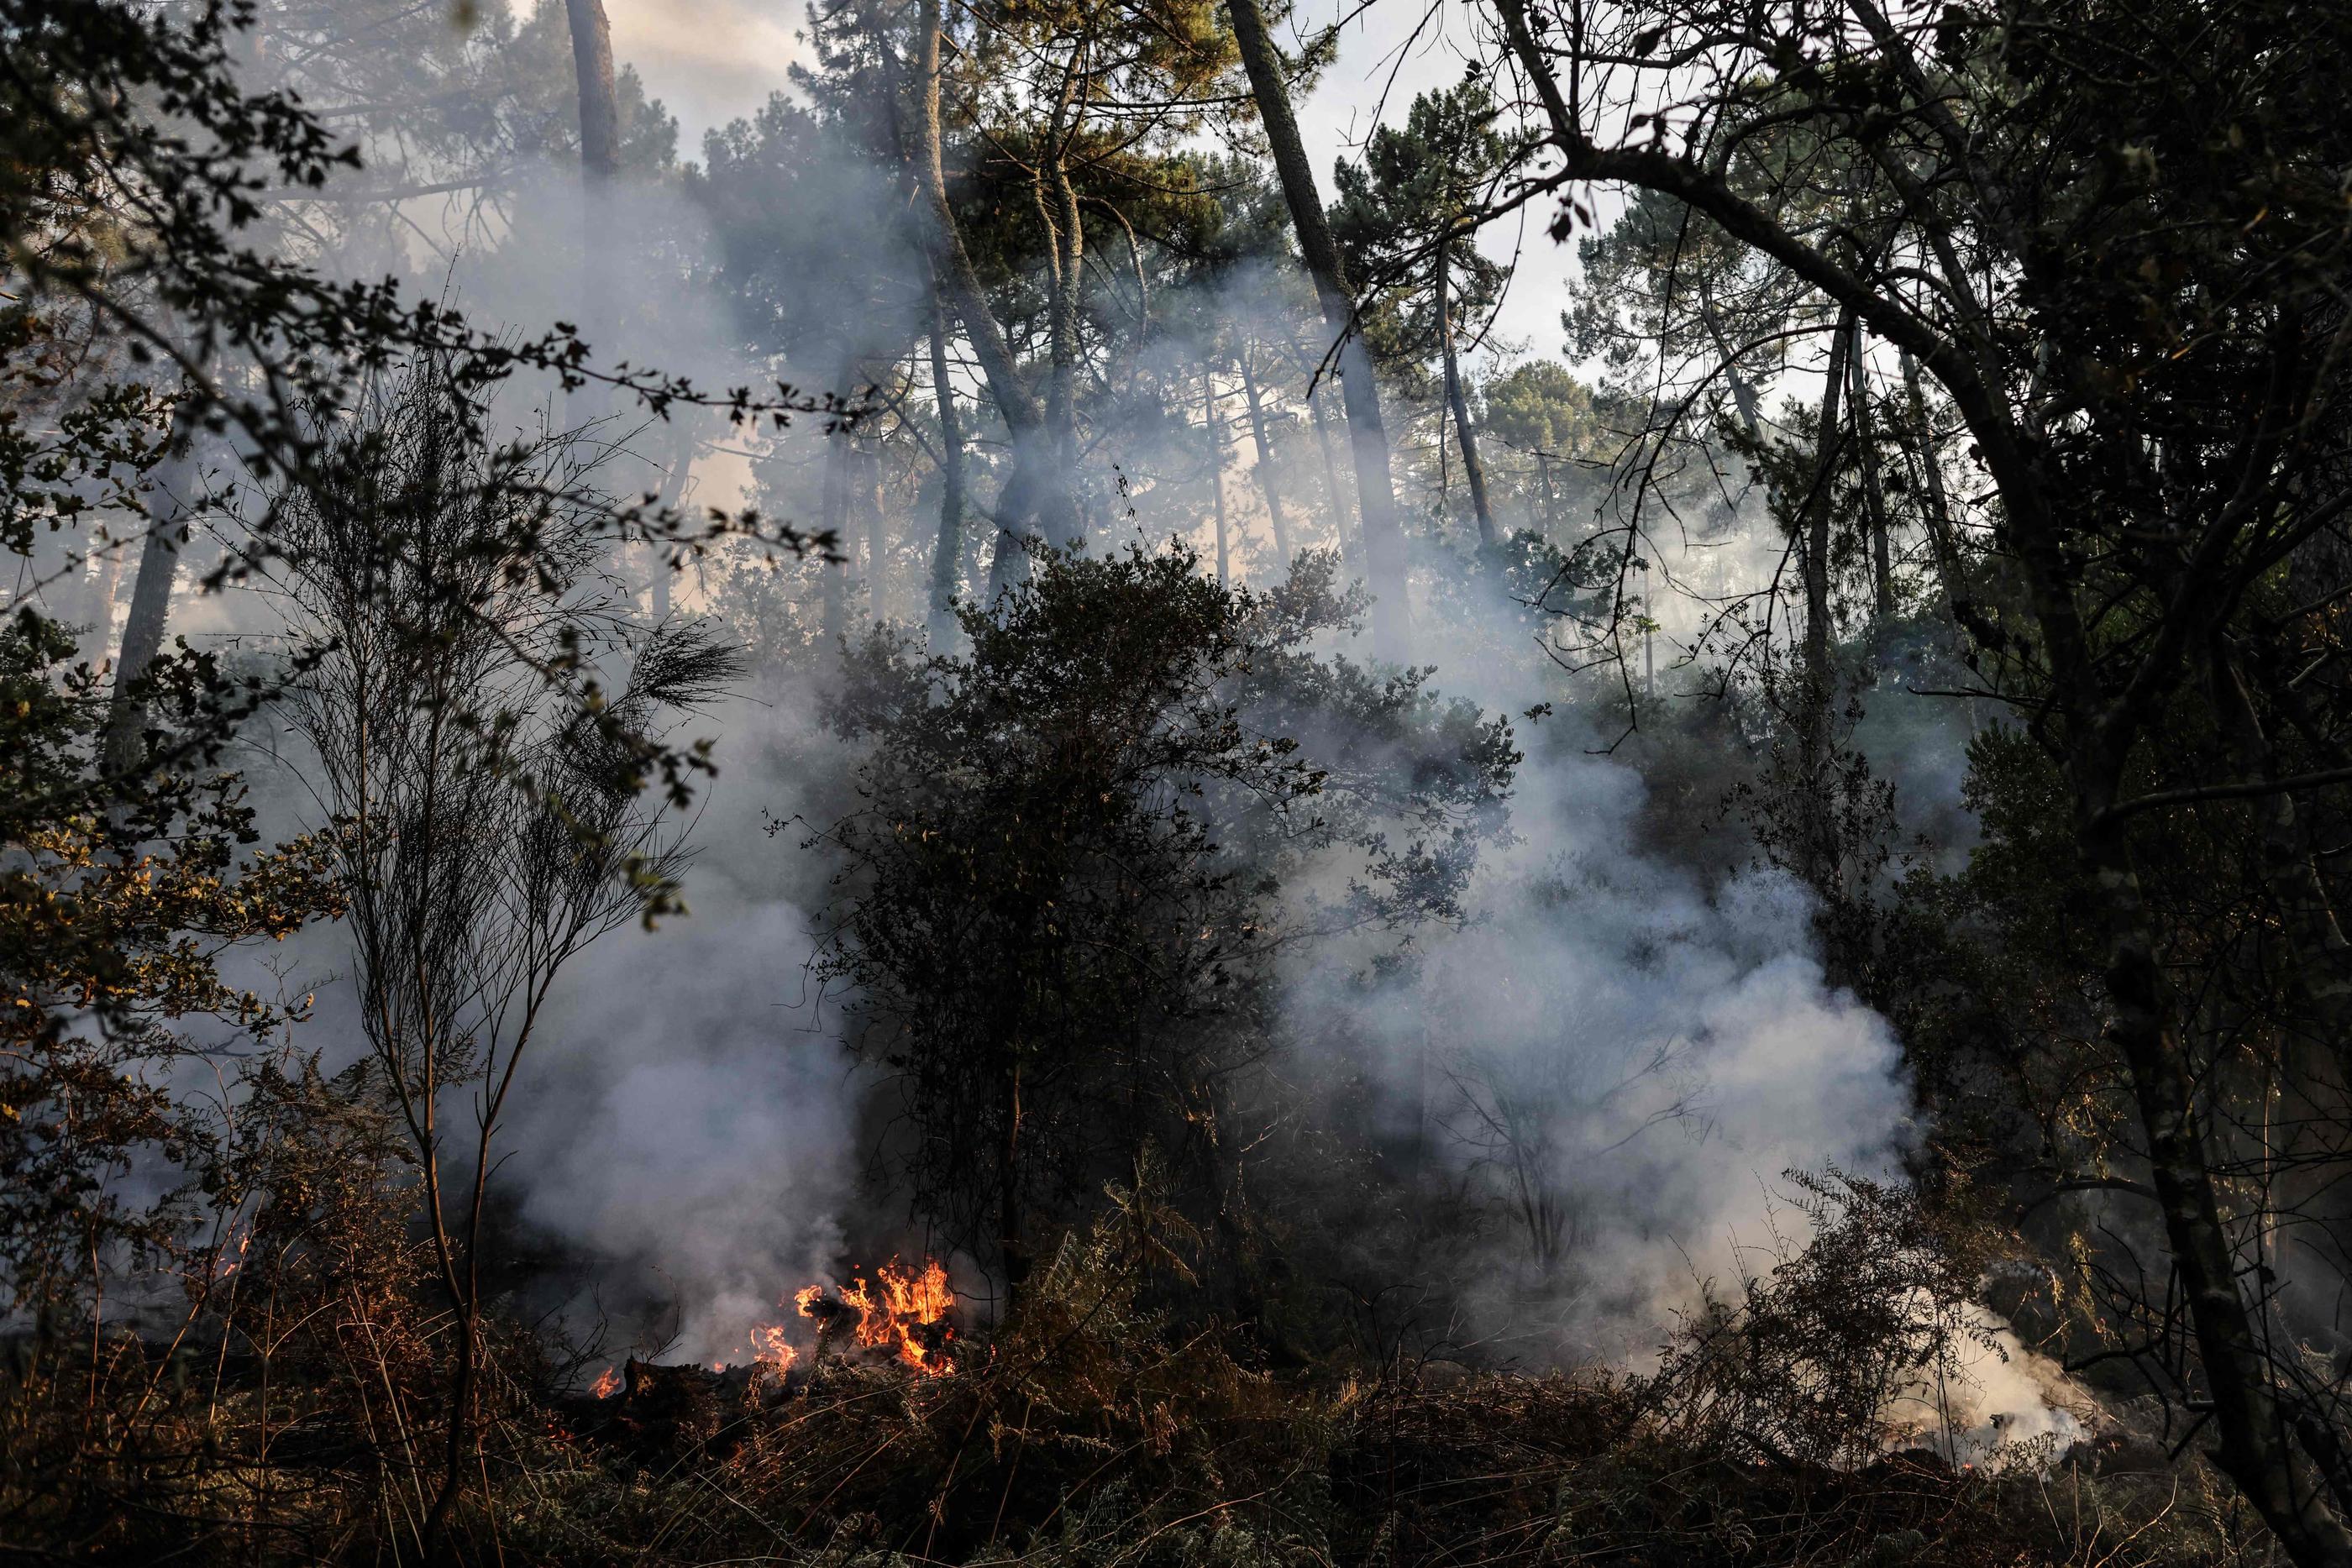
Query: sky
xmin=603 ymin=0 xmax=1580 ymax=364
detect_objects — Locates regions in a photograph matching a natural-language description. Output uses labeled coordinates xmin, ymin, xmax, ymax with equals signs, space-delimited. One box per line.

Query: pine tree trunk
xmin=863 ymin=447 xmax=888 ymax=620
xmin=907 ymin=0 xmax=1073 ymax=579
xmin=1307 ymin=386 xmax=1363 ymax=583
xmin=1436 ymin=245 xmax=1496 ymax=548
xmin=1795 ymin=312 xmax=1851 ymax=891
xmin=927 ymin=269 xmax=968 ymax=638
xmin=1898 ymin=347 xmax=1966 ymax=612
xmin=564 ymin=0 xmax=620 ymax=448
xmin=1047 ymin=150 xmax=1084 ymax=536
xmin=106 ymin=439 xmax=201 ymax=774
xmin=1238 ymin=344 xmax=1293 ymax=569
xmin=1848 ymin=319 xmax=1894 ymax=622
xmin=1203 ymin=362 xmax=1230 ymax=584
xmin=2078 ymin=776 xmax=2352 ymax=1568
xmin=648 ymin=415 xmax=697 ymax=622
xmin=819 ymin=407 xmax=850 ymax=652
xmin=564 ymin=0 xmax=620 ymax=182
xmin=1227 ymin=0 xmax=1410 ymax=660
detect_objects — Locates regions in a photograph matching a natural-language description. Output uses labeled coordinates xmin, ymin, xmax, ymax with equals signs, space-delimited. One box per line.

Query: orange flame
xmin=800 ymin=1256 xmax=956 ymax=1374
xmin=591 ymin=1366 xmax=621 ymax=1400
xmin=748 ymin=1322 xmax=798 ymax=1374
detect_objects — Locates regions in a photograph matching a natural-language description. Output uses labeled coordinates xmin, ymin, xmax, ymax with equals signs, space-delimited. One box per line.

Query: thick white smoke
xmin=151 ymin=21 xmax=2029 ymax=1430
xmin=1287 ymin=737 xmax=1919 ymax=1361
xmin=510 ymin=897 xmax=856 ymax=1366
xmin=502 ymin=690 xmax=866 ymax=1366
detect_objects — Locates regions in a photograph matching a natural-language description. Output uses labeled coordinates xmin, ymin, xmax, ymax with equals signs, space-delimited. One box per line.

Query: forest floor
xmin=488 ymin=1358 xmax=2244 ymax=1567
xmin=0 ymin=1297 xmax=2263 ymax=1566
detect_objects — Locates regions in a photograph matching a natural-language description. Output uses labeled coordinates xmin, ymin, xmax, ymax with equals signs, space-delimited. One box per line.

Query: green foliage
xmin=0 ymin=606 xmax=344 ymax=1322
xmin=818 ymin=542 xmax=1515 ymax=1278
xmin=1480 ymin=361 xmax=1593 ymax=459
xmin=1329 ymin=82 xmax=1511 ymax=385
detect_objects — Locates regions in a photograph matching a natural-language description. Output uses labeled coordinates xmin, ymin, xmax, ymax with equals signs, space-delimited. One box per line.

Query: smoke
xmin=129 ymin=7 xmax=2032 ymax=1432
xmin=1285 ymin=731 xmax=1919 ymax=1361
xmin=608 ymin=0 xmax=811 ymax=138
xmin=1936 ymin=1308 xmax=2095 ymax=1466
xmin=141 ymin=99 xmax=902 ymax=1366
xmin=509 ymin=896 xmax=856 ymax=1365
xmin=501 ymin=688 xmax=868 ymax=1366
xmin=1261 ymin=593 xmax=2106 ymax=1455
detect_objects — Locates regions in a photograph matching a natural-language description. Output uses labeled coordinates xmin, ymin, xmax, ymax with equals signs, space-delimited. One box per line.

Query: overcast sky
xmin=604 ymin=0 xmax=1578 ymax=364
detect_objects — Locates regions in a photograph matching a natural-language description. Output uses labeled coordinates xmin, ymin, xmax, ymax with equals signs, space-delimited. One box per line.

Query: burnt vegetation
xmin=5 ymin=0 xmax=2352 ymax=1563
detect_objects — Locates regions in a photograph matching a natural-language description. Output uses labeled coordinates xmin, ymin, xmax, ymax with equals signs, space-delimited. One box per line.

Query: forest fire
xmin=747 ymin=1322 xmax=798 ymax=1373
xmin=586 ymin=1259 xmax=955 ymax=1403
xmin=795 ymin=1257 xmax=956 ymax=1375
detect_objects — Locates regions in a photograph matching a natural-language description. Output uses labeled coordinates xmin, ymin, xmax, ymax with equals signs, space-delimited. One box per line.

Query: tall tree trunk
xmin=424 ymin=1296 xmax=479 ymax=1555
xmin=1437 ymin=391 xmax=1452 ymax=505
xmin=1307 ymin=385 xmax=1363 ymax=583
xmin=907 ymin=0 xmax=1074 ymax=582
xmin=648 ymin=414 xmax=697 ymax=622
xmin=1238 ymin=343 xmax=1293 ymax=569
xmin=1795 ymin=312 xmax=1851 ymax=891
xmin=1436 ymin=244 xmax=1496 ymax=548
xmin=819 ymin=411 xmax=850 ymax=652
xmin=862 ymin=447 xmax=888 ymax=620
xmin=1047 ymin=147 xmax=1085 ymax=527
xmin=1203 ymin=361 xmax=1230 ymax=584
xmin=564 ymin=0 xmax=620 ymax=448
xmin=564 ymin=0 xmax=620 ymax=183
xmin=1898 ymin=346 xmax=1966 ymax=612
xmin=1227 ymin=0 xmax=1410 ymax=661
xmin=2079 ymin=779 xmax=2352 ymax=1568
xmin=1848 ymin=319 xmax=1894 ymax=622
xmin=927 ymin=268 xmax=967 ymax=639
xmin=106 ymin=435 xmax=202 ymax=775
xmin=985 ymin=469 xmax=1040 ymax=600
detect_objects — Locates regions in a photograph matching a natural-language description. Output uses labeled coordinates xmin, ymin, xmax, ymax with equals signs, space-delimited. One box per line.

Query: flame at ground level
xmin=778 ymin=1256 xmax=955 ymax=1375
xmin=595 ymin=1257 xmax=957 ymax=1392
xmin=748 ymin=1322 xmax=798 ymax=1373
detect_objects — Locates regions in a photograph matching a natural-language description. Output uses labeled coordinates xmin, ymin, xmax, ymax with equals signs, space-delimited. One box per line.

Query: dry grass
xmin=0 ymin=1217 xmax=2281 ymax=1565
xmin=1 ymin=1333 xmax=2274 ymax=1567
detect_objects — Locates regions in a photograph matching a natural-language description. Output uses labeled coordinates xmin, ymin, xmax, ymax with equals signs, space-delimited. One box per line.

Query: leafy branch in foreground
xmin=274 ymin=357 xmax=738 ymax=1545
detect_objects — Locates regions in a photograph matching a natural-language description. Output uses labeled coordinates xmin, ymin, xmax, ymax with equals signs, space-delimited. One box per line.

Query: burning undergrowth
xmin=497 ymin=1206 xmax=2204 ymax=1568
xmin=794 ymin=1256 xmax=958 ymax=1375
xmin=585 ymin=1255 xmax=961 ymax=1398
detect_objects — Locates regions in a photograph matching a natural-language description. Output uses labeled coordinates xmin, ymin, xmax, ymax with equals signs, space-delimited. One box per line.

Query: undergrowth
xmin=0 ymin=1198 xmax=2272 ymax=1567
